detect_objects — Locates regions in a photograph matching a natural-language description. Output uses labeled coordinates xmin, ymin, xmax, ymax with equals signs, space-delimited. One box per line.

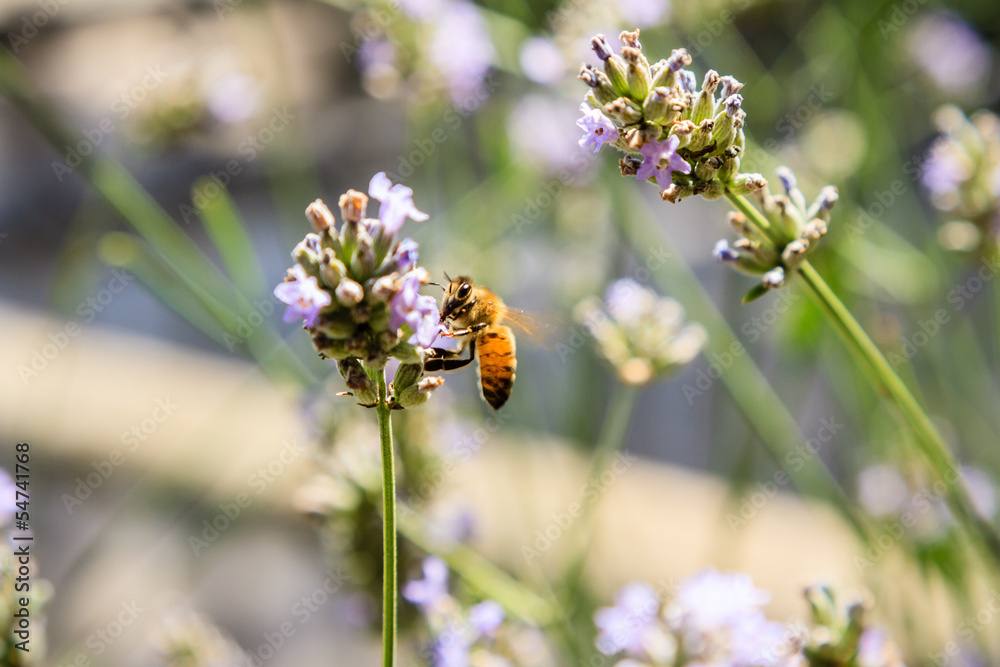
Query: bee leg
xmin=442 ymin=323 xmax=488 ymax=338
xmin=424 ymin=339 xmax=477 ymax=372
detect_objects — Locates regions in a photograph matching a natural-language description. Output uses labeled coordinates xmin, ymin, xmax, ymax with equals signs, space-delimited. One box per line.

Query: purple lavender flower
xmin=390 ymin=269 xmax=442 ymax=348
xmin=468 ymin=600 xmax=504 ymax=638
xmin=674 ymin=569 xmax=771 ymax=632
xmin=728 ymin=612 xmax=801 ymax=667
xmin=594 ymin=582 xmax=660 ymax=657
xmin=430 ymin=0 xmax=495 ymax=104
xmin=636 ymin=135 xmax=691 ymax=190
xmin=273 ymin=265 xmax=332 ymax=328
xmin=368 ymin=172 xmax=429 ymax=236
xmin=577 ymin=103 xmax=620 ymax=153
xmin=0 ymin=467 xmax=15 ymax=527
xmin=403 ymin=556 xmax=450 ymax=609
xmin=395 ymin=238 xmax=420 ymax=271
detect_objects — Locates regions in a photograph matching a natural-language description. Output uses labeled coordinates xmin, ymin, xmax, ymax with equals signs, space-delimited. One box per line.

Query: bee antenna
xmin=443 ymin=271 xmax=451 ymax=282
xmin=427 ymin=282 xmax=445 ymax=291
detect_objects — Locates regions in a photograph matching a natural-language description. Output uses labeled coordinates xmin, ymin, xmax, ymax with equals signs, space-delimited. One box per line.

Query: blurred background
xmin=2 ymin=0 xmax=1000 ymax=664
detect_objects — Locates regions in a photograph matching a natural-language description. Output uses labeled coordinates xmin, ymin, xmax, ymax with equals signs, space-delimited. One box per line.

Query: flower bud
xmin=717 ymin=153 xmax=741 ymax=182
xmin=649 ymin=59 xmax=673 ymax=89
xmin=306 ymin=199 xmax=335 ymax=233
xmin=338 ymin=358 xmax=378 ymax=404
xmin=734 ymin=237 xmax=779 ymax=268
xmin=691 ymin=70 xmax=719 ymax=123
xmin=801 ymin=218 xmax=828 ymax=242
xmin=621 ymin=46 xmax=651 ymax=102
xmin=603 ymin=55 xmax=631 ymax=98
xmin=292 ymin=234 xmax=322 ymax=267
xmin=693 ymin=178 xmax=725 ymax=200
xmin=665 ymin=48 xmax=691 ymax=75
xmin=316 ymin=312 xmax=357 ymax=338
xmin=320 ymin=249 xmax=346 ymax=288
xmin=774 ymin=195 xmax=803 ymax=241
xmin=642 ymin=87 xmax=671 ymax=123
xmin=781 ymin=239 xmax=809 ymax=270
xmin=351 ymin=234 xmax=376 ymax=279
xmin=314 ymin=335 xmax=350 ymax=360
xmin=591 ymin=34 xmax=615 ymax=61
xmin=694 ymin=155 xmax=722 ymax=182
xmin=392 ymin=363 xmax=423 ymax=394
xmin=719 ymin=75 xmax=743 ymax=100
xmin=579 ymin=65 xmax=619 ymax=105
xmin=728 ymin=173 xmax=768 ymax=196
xmin=604 ymin=97 xmax=644 ymax=125
xmin=372 ymin=274 xmax=397 ymax=302
xmin=762 ymin=267 xmax=786 ymax=289
xmin=396 ymin=376 xmax=445 ymax=408
xmin=339 ymin=190 xmax=367 ymax=224
xmin=807 ymin=186 xmax=839 ymax=221
xmin=335 ymin=277 xmax=365 ymax=305
xmin=684 ymin=119 xmax=715 ymax=153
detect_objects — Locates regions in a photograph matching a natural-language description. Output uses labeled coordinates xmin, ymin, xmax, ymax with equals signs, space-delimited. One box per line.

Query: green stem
xmin=560 ymin=384 xmax=638 ymax=599
xmin=726 ymin=192 xmax=1000 ymax=567
xmin=375 ymin=370 xmax=397 ymax=667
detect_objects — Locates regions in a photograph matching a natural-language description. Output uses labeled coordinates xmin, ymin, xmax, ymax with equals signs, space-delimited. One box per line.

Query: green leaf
xmin=741 ymin=282 xmax=771 ymax=304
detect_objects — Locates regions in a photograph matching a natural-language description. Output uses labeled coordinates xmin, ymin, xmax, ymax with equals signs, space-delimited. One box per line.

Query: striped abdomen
xmin=476 ymin=326 xmax=516 ymax=410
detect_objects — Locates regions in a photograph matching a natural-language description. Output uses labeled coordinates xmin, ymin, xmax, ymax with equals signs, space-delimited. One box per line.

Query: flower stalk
xmin=728 ymin=191 xmax=1000 ymax=567
xmin=375 ymin=367 xmax=397 ymax=667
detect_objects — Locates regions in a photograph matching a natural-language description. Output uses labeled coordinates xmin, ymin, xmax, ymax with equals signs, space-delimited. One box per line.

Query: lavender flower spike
xmin=274 ymin=265 xmax=332 ymax=327
xmin=636 ymin=135 xmax=691 ymax=190
xmin=368 ymin=172 xmax=429 ymax=236
xmin=577 ymin=103 xmax=620 ymax=153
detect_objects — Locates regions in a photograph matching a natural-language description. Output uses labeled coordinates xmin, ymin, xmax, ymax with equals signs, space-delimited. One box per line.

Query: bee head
xmin=440 ymin=275 xmax=475 ymax=323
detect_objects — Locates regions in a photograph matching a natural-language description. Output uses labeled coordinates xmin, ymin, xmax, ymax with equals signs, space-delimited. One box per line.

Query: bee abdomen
xmin=477 ymin=329 xmax=516 ymax=410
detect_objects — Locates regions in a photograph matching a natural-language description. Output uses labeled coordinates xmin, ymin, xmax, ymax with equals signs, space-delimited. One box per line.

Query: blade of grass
xmin=193 ymin=177 xmax=268 ymax=299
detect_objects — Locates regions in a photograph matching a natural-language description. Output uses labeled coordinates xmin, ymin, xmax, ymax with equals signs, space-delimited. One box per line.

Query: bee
xmin=424 ymin=275 xmax=529 ymax=410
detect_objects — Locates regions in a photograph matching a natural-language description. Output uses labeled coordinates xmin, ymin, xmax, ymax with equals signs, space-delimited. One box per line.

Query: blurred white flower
xmin=857 ymin=464 xmax=909 ymax=516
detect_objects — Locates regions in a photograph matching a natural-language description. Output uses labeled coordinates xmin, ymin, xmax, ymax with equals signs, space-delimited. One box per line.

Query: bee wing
xmin=500 ymin=307 xmax=562 ymax=349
